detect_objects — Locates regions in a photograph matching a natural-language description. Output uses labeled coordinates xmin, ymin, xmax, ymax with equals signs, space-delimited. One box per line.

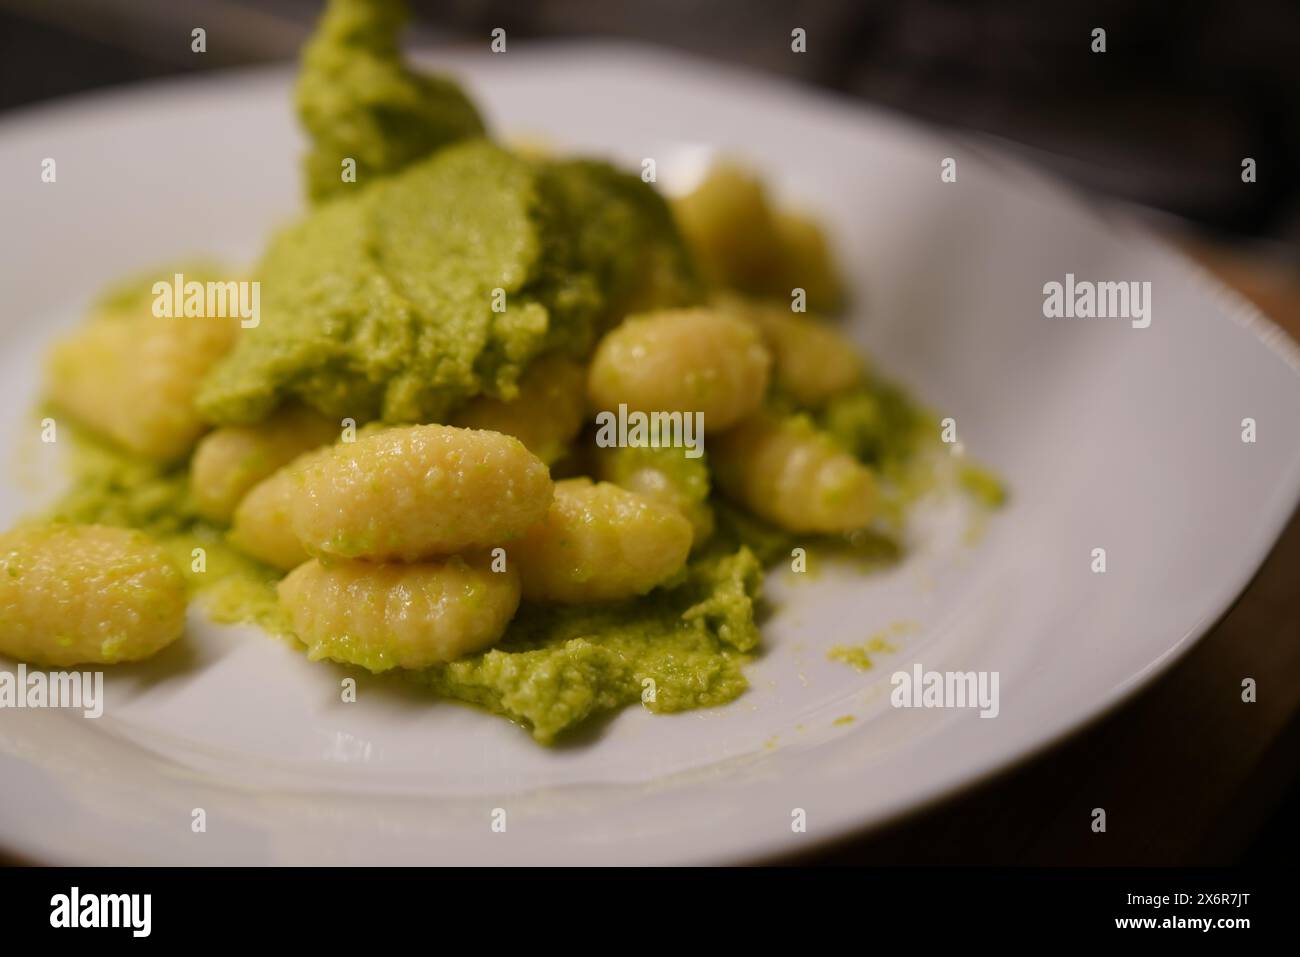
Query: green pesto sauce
xmin=296 ymin=0 xmax=485 ymax=203
xmin=201 ymin=0 xmax=695 ymax=427
xmin=418 ymin=546 xmax=763 ymax=744
xmin=712 ymin=496 xmax=902 ymax=572
xmin=957 ymin=461 xmax=1008 ymax=508
xmin=827 ymin=636 xmax=898 ymax=672
xmin=197 ymin=141 xmax=696 ymax=426
xmin=828 ymin=620 xmax=916 ymax=672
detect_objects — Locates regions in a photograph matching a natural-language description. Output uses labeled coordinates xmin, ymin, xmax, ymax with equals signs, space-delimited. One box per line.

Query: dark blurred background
xmin=2 ymin=0 xmax=1297 ymax=867
xmin=4 ymin=0 xmax=1300 ymax=249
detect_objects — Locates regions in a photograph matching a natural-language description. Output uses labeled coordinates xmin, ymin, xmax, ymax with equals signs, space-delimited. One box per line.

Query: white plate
xmin=1 ymin=44 xmax=1297 ymax=866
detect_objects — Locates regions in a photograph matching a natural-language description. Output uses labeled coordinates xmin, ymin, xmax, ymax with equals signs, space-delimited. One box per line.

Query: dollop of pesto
xmin=197 ymin=141 xmax=696 ymax=425
xmin=297 ymin=0 xmax=485 ymax=203
xmin=200 ymin=0 xmax=696 ymax=426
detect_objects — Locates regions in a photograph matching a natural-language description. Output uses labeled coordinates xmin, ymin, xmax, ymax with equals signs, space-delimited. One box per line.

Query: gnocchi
xmin=712 ymin=412 xmax=878 ymax=533
xmin=593 ymin=444 xmax=714 ymax=545
xmin=450 ymin=354 xmax=587 ymax=464
xmin=673 ymin=161 xmax=780 ymax=294
xmin=227 ymin=452 xmax=320 ymax=571
xmin=191 ymin=405 xmax=340 ymax=522
xmin=290 ymin=424 xmax=553 ymax=561
xmin=672 ymin=162 xmax=845 ymax=313
xmin=587 ymin=308 xmax=770 ymax=431
xmin=772 ymin=210 xmax=845 ymax=316
xmin=721 ymin=297 xmax=863 ymax=406
xmin=511 ymin=478 xmax=693 ymax=603
xmin=278 ymin=553 xmax=520 ymax=671
xmin=46 ymin=311 xmax=239 ymax=461
xmin=0 ymin=524 xmax=187 ymax=666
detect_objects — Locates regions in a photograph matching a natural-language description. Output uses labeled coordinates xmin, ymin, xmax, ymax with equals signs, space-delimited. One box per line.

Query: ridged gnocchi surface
xmin=191 ymin=405 xmax=340 ymax=522
xmin=0 ymin=524 xmax=187 ymax=666
xmin=290 ymin=424 xmax=553 ymax=561
xmin=511 ymin=478 xmax=692 ymax=603
xmin=46 ymin=313 xmax=239 ymax=461
xmin=451 ymin=354 xmax=587 ymax=464
xmin=278 ymin=553 xmax=520 ymax=671
xmin=713 ymin=413 xmax=878 ymax=533
xmin=587 ymin=308 xmax=770 ymax=431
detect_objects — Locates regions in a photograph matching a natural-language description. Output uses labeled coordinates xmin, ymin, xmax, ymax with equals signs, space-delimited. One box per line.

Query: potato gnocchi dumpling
xmin=673 ymin=162 xmax=779 ymax=294
xmin=0 ymin=524 xmax=187 ymax=666
xmin=721 ymin=297 xmax=864 ymax=407
xmin=191 ymin=405 xmax=341 ymax=522
xmin=228 ymin=451 xmax=322 ymax=571
xmin=278 ymin=553 xmax=520 ymax=671
xmin=46 ymin=311 xmax=240 ymax=461
xmin=512 ymin=478 xmax=693 ymax=603
xmin=673 ymin=162 xmax=845 ymax=313
xmin=712 ymin=412 xmax=878 ymax=533
xmin=450 ymin=354 xmax=587 ymax=464
xmin=593 ymin=444 xmax=714 ymax=546
xmin=770 ymin=211 xmax=846 ymax=317
xmin=587 ymin=308 xmax=770 ymax=431
xmin=290 ymin=424 xmax=553 ymax=561
xmin=227 ymin=423 xmax=397 ymax=570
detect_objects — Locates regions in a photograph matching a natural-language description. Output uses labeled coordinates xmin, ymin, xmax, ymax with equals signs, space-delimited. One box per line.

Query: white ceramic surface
xmin=0 ymin=45 xmax=1297 ymax=865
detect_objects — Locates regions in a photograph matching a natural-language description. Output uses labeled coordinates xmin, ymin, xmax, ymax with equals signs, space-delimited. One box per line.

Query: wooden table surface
xmin=797 ymin=235 xmax=1300 ymax=866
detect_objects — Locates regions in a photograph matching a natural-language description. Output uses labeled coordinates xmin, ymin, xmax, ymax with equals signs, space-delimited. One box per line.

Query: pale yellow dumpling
xmin=450 ymin=354 xmax=587 ymax=464
xmin=592 ymin=444 xmax=714 ymax=546
xmin=510 ymin=478 xmax=692 ymax=603
xmin=289 ymin=424 xmax=553 ymax=561
xmin=771 ymin=211 xmax=846 ymax=316
xmin=672 ymin=162 xmax=846 ymax=313
xmin=46 ymin=312 xmax=239 ymax=461
xmin=673 ymin=162 xmax=781 ymax=294
xmin=191 ymin=405 xmax=341 ymax=522
xmin=587 ymin=308 xmax=770 ymax=431
xmin=720 ymin=297 xmax=863 ymax=407
xmin=227 ymin=454 xmax=320 ymax=571
xmin=712 ymin=412 xmax=877 ymax=533
xmin=278 ymin=553 xmax=520 ymax=671
xmin=0 ymin=524 xmax=187 ymax=666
